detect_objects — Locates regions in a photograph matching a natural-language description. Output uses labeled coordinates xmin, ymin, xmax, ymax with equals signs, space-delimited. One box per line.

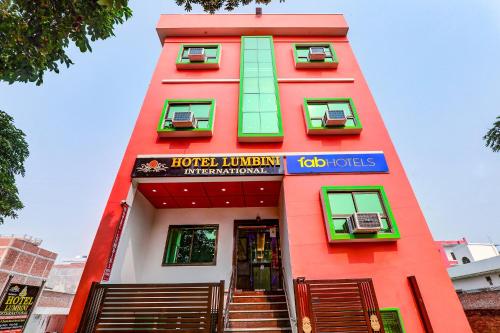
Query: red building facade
xmin=65 ymin=14 xmax=472 ymax=333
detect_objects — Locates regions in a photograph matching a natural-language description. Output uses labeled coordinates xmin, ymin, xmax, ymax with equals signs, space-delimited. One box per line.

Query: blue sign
xmin=286 ymin=153 xmax=388 ymax=174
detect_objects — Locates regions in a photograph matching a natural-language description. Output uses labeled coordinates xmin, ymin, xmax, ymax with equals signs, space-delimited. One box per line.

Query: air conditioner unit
xmin=172 ymin=111 xmax=196 ymax=128
xmin=308 ymin=47 xmax=326 ymax=61
xmin=188 ymin=47 xmax=206 ymax=62
xmin=348 ymin=213 xmax=382 ymax=234
xmin=322 ymin=110 xmax=347 ymax=127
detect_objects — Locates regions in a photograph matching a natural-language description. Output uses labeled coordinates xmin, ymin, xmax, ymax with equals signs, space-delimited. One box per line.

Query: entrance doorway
xmin=234 ymin=220 xmax=281 ymax=291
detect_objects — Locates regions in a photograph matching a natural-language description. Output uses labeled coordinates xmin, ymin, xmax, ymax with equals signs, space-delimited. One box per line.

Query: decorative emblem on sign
xmin=135 ymin=159 xmax=168 ymax=173
xmin=370 ymin=314 xmax=381 ymax=332
xmin=302 ymin=316 xmax=312 ymax=333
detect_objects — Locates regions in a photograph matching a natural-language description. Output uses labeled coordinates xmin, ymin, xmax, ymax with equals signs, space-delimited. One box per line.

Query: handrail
xmin=223 ymin=267 xmax=236 ymax=328
xmin=281 ymin=266 xmax=297 ymax=331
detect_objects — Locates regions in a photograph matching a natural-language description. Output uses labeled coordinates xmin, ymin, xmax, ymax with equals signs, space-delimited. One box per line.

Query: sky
xmin=0 ymin=0 xmax=499 ymax=260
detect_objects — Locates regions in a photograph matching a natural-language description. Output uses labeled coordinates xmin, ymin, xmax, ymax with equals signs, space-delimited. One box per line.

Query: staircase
xmin=225 ymin=290 xmax=292 ymax=333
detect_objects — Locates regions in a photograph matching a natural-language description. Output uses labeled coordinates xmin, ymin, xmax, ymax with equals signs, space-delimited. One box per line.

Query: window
xmin=303 ymin=98 xmax=362 ymax=135
xmin=380 ymin=308 xmax=406 ymax=333
xmin=293 ymin=43 xmax=338 ymax=68
xmin=321 ymin=186 xmax=400 ymax=242
xmin=176 ymin=44 xmax=221 ymax=69
xmin=462 ymin=257 xmax=471 ymax=264
xmin=486 ymin=276 xmax=493 ymax=286
xmin=157 ymin=99 xmax=215 ymax=137
xmin=239 ymin=36 xmax=283 ymax=142
xmin=163 ymin=225 xmax=218 ymax=265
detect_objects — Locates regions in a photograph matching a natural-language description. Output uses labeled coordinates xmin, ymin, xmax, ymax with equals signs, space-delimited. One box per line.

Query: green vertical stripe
xmin=238 ymin=36 xmax=283 ymax=140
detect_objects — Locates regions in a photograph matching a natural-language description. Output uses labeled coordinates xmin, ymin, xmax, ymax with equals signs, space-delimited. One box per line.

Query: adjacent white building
xmin=438 ymin=238 xmax=500 ymax=292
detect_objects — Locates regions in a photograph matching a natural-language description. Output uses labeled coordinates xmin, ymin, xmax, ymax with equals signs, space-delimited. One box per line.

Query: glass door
xmin=235 ymin=225 xmax=281 ymax=291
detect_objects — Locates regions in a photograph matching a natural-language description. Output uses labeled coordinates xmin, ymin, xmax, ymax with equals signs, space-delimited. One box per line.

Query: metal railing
xmin=223 ymin=267 xmax=236 ymax=329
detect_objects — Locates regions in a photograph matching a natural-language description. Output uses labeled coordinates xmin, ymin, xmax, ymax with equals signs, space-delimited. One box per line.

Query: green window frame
xmin=176 ymin=44 xmax=221 ymax=69
xmin=157 ymin=99 xmax=215 ymax=137
xmin=380 ymin=308 xmax=406 ymax=333
xmin=293 ymin=43 xmax=339 ymax=68
xmin=163 ymin=225 xmax=219 ymax=266
xmin=321 ymin=186 xmax=400 ymax=242
xmin=303 ymin=98 xmax=362 ymax=135
xmin=238 ymin=36 xmax=283 ymax=142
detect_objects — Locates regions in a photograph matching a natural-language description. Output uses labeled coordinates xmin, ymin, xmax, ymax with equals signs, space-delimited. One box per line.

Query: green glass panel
xmin=244 ymin=62 xmax=259 ymax=77
xmin=260 ymin=112 xmax=279 ymax=133
xmin=243 ymin=94 xmax=260 ymax=112
xmin=244 ymin=38 xmax=258 ymax=49
xmin=190 ymin=103 xmax=210 ymax=118
xmin=182 ymin=49 xmax=189 ymax=58
xmin=332 ymin=219 xmax=348 ymax=233
xmin=308 ymin=103 xmax=328 ymax=118
xmin=328 ymin=102 xmax=352 ymax=116
xmin=244 ymin=78 xmax=259 ymax=94
xmin=354 ymin=192 xmax=384 ymax=214
xmin=258 ymin=68 xmax=274 ymax=77
xmin=165 ymin=229 xmax=182 ymax=263
xmin=311 ymin=119 xmax=323 ymax=128
xmin=197 ymin=120 xmax=209 ymax=129
xmin=259 ymin=78 xmax=275 ymax=94
xmin=242 ymin=113 xmax=260 ymax=133
xmin=244 ymin=50 xmax=258 ymax=62
xmin=324 ymin=47 xmax=332 ymax=57
xmin=168 ymin=104 xmax=189 ymax=119
xmin=328 ymin=193 xmax=356 ymax=215
xmin=164 ymin=120 xmax=172 ymax=128
xmin=296 ymin=48 xmax=309 ymax=58
xmin=259 ymin=94 xmax=277 ymax=111
xmin=257 ymin=38 xmax=271 ymax=49
xmin=324 ymin=58 xmax=333 ymax=63
xmin=204 ymin=48 xmax=217 ymax=57
xmin=380 ymin=218 xmax=390 ymax=232
xmin=190 ymin=228 xmax=217 ymax=263
xmin=253 ymin=266 xmax=271 ymax=290
xmin=345 ymin=118 xmax=356 ymax=127
xmin=175 ymin=229 xmax=193 ymax=264
xmin=258 ymin=50 xmax=272 ymax=62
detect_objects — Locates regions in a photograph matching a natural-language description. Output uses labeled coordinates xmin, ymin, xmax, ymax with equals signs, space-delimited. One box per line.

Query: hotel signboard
xmin=286 ymin=153 xmax=388 ymax=174
xmin=0 ymin=283 xmax=41 ymax=332
xmin=132 ymin=156 xmax=284 ymax=178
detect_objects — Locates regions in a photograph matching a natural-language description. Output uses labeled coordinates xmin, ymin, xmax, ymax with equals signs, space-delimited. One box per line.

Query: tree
xmin=0 ymin=1 xmax=132 ymax=222
xmin=175 ymin=0 xmax=283 ymax=13
xmin=0 ymin=0 xmax=132 ymax=85
xmin=0 ymin=111 xmax=29 ymax=224
xmin=484 ymin=116 xmax=500 ymax=152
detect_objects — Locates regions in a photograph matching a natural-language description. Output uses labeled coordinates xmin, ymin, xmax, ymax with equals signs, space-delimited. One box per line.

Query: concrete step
xmin=228 ymin=318 xmax=291 ymax=329
xmin=229 ymin=302 xmax=287 ymax=311
xmin=229 ymin=309 xmax=289 ymax=319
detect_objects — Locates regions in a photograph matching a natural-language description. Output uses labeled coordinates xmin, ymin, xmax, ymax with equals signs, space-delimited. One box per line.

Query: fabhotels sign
xmin=286 ymin=153 xmax=388 ymax=174
xmin=132 ymin=156 xmax=284 ymax=177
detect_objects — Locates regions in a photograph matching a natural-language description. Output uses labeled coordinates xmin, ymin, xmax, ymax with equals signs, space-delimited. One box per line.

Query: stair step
xmin=229 ymin=310 xmax=288 ymax=319
xmin=225 ymin=328 xmax=292 ymax=332
xmin=230 ymin=318 xmax=290 ymax=322
xmin=229 ymin=302 xmax=287 ymax=311
xmin=233 ymin=295 xmax=286 ymax=303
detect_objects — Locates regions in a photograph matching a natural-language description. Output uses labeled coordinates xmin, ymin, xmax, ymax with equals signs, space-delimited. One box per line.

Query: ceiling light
xmin=183 ymin=188 xmax=188 ymax=192
xmin=260 ymin=200 xmax=264 ymax=204
xmin=191 ymin=201 xmax=196 ymax=205
xmin=225 ymin=201 xmax=230 ymax=204
xmin=162 ymin=202 xmax=167 ymax=205
xmin=152 ymin=189 xmax=157 ymax=193
xmin=221 ymin=188 xmax=226 ymax=192
xmin=260 ymin=187 xmax=264 ymax=191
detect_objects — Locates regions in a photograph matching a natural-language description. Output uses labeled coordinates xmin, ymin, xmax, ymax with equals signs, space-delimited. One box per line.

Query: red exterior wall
xmin=65 ymin=14 xmax=472 ymax=332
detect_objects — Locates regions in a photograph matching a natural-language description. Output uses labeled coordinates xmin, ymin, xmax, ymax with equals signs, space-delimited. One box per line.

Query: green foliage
xmin=0 ymin=0 xmax=132 ymax=85
xmin=0 ymin=111 xmax=29 ymax=224
xmin=483 ymin=116 xmax=500 ymax=152
xmin=175 ymin=0 xmax=284 ymax=13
